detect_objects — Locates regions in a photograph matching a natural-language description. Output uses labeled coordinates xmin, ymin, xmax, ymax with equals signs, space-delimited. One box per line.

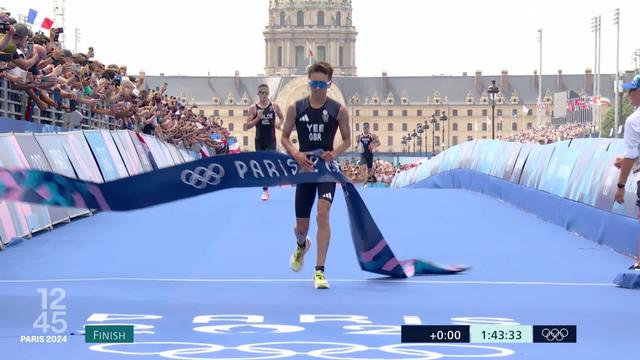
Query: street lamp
xmin=488 ymin=79 xmax=500 ymax=140
xmin=411 ymin=130 xmax=417 ymax=155
xmin=417 ymin=123 xmax=424 ymax=155
xmin=430 ymin=114 xmax=437 ymax=153
xmin=439 ymin=111 xmax=448 ymax=151
xmin=423 ymin=120 xmax=430 ymax=156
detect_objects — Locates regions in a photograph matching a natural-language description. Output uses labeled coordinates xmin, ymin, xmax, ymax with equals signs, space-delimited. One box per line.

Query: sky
xmin=4 ymin=0 xmax=640 ymax=77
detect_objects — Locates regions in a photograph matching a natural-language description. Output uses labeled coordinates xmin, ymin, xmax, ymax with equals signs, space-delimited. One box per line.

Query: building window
xmin=297 ymin=11 xmax=304 ymax=27
xmin=435 ymin=123 xmax=440 ymax=131
xmin=243 ymin=123 xmax=248 ymax=131
xmin=229 ymin=123 xmax=234 ymax=131
xmin=497 ymin=123 xmax=503 ymax=131
xmin=527 ymin=122 xmax=533 ymax=129
xmin=387 ymin=110 xmax=393 ymax=117
xmin=373 ymin=110 xmax=379 ymax=117
xmin=467 ymin=109 xmax=473 ymax=116
xmin=213 ymin=109 xmax=219 ymax=116
xmin=463 ymin=123 xmax=470 ymax=131
xmin=482 ymin=123 xmax=487 ymax=131
xmin=317 ymin=46 xmax=326 ymax=62
xmin=435 ymin=136 xmax=440 ymax=145
xmin=336 ymin=11 xmax=341 ymax=26
xmin=467 ymin=136 xmax=473 ymax=141
xmin=355 ymin=110 xmax=360 ymax=116
xmin=452 ymin=123 xmax=458 ymax=131
xmin=402 ymin=110 xmax=408 ymax=117
xmin=243 ymin=136 xmax=248 ymax=146
xmin=295 ymin=46 xmax=304 ymax=66
xmin=497 ymin=109 xmax=503 ymax=116
xmin=452 ymin=109 xmax=458 ymax=117
xmin=482 ymin=109 xmax=488 ymax=116
xmin=388 ymin=123 xmax=393 ymax=131
xmin=317 ymin=11 xmax=325 ymax=26
xmin=387 ymin=136 xmax=393 ymax=146
xmin=280 ymin=12 xmax=285 ymax=26
xmin=199 ymin=110 xmax=205 ymax=116
xmin=417 ymin=137 xmax=422 ymax=146
xmin=242 ymin=110 xmax=248 ymax=116
xmin=339 ymin=46 xmax=344 ymax=67
xmin=512 ymin=122 xmax=518 ymax=131
xmin=452 ymin=136 xmax=458 ymax=145
xmin=373 ymin=123 xmax=379 ymax=131
xmin=417 ymin=110 xmax=423 ymax=117
xmin=277 ymin=46 xmax=283 ymax=66
xmin=228 ymin=110 xmax=234 ymax=117
xmin=435 ymin=109 xmax=441 ymax=116
xmin=402 ymin=123 xmax=407 ymax=131
xmin=355 ymin=123 xmax=360 ymax=131
xmin=512 ymin=109 xmax=518 ymax=117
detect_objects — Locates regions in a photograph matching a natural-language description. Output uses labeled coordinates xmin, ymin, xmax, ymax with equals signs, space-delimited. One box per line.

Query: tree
xmin=601 ymin=96 xmax=635 ymax=137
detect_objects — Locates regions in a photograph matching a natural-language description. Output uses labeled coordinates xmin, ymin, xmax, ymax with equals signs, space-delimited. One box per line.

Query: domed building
xmin=144 ymin=1 xmax=614 ymax=154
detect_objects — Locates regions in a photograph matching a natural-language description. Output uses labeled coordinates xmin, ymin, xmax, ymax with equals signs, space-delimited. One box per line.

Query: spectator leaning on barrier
xmin=614 ymin=74 xmax=640 ymax=271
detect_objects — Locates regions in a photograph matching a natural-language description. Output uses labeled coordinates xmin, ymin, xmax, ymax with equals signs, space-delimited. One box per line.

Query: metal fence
xmin=0 ymin=78 xmax=116 ymax=130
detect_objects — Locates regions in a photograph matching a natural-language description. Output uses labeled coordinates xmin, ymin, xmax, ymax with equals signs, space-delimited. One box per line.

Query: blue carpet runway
xmin=0 ymin=187 xmax=637 ymax=359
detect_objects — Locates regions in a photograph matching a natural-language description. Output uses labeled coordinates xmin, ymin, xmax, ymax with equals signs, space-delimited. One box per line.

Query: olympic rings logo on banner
xmin=181 ymin=164 xmax=226 ymax=189
xmin=541 ymin=328 xmax=569 ymax=342
xmin=90 ymin=341 xmax=515 ymax=360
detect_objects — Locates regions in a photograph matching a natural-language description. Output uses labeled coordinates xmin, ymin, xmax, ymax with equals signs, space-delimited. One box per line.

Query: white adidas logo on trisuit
xmin=322 ymin=193 xmax=333 ymax=201
xmin=299 ymin=114 xmax=310 ymax=123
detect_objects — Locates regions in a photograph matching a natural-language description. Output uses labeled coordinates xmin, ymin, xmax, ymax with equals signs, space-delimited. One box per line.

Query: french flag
xmin=27 ymin=9 xmax=54 ymax=30
xmin=227 ymin=136 xmax=241 ymax=154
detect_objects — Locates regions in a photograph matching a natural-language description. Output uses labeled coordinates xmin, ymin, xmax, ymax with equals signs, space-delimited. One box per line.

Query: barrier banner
xmin=179 ymin=149 xmax=196 ymax=162
xmin=0 ymin=200 xmax=30 ymax=246
xmin=130 ymin=132 xmax=158 ymax=171
xmin=488 ymin=141 xmax=510 ymax=178
xmin=164 ymin=143 xmax=185 ymax=165
xmin=61 ymin=132 xmax=104 ymax=183
xmin=141 ymin=134 xmax=174 ymax=169
xmin=564 ymin=138 xmax=610 ymax=205
xmin=439 ymin=144 xmax=463 ymax=172
xmin=0 ymin=134 xmax=52 ymax=232
xmin=509 ymin=143 xmax=534 ymax=184
xmin=0 ymin=150 xmax=468 ymax=278
xmin=594 ymin=141 xmax=627 ymax=212
xmin=110 ymin=131 xmax=144 ymax=176
xmin=499 ymin=142 xmax=524 ymax=181
xmin=519 ymin=144 xmax=555 ymax=189
xmin=13 ymin=134 xmax=70 ymax=225
xmin=100 ymin=130 xmax=130 ymax=178
xmin=34 ymin=133 xmax=90 ymax=218
xmin=83 ymin=130 xmax=128 ymax=181
xmin=456 ymin=140 xmax=477 ymax=170
xmin=538 ymin=141 xmax=580 ymax=197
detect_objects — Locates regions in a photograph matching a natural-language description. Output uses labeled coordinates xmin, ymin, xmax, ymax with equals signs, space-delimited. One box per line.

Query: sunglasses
xmin=308 ymin=80 xmax=331 ymax=89
xmin=258 ymin=91 xmax=269 ymax=95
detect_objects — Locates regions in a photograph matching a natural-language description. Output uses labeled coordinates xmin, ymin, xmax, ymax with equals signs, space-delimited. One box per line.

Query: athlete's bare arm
xmin=273 ymin=103 xmax=284 ymax=130
xmin=246 ymin=105 xmax=262 ymax=129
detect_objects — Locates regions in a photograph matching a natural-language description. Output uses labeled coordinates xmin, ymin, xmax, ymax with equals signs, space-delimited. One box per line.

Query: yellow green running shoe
xmin=313 ymin=270 xmax=330 ymax=289
xmin=290 ymin=238 xmax=311 ymax=272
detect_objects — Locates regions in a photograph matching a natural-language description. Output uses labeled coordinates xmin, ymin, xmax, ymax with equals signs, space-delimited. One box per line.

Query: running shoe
xmin=629 ymin=262 xmax=640 ymax=271
xmin=290 ymin=237 xmax=311 ymax=272
xmin=261 ymin=190 xmax=269 ymax=201
xmin=313 ymin=270 xmax=330 ymax=289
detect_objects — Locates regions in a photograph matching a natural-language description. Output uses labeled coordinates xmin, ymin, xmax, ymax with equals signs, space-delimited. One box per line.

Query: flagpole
xmin=614 ymin=8 xmax=620 ymax=139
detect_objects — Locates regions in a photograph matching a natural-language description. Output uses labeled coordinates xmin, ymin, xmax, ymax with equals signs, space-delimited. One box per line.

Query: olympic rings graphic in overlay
xmin=180 ymin=163 xmax=226 ymax=189
xmin=90 ymin=341 xmax=516 ymax=360
xmin=541 ymin=328 xmax=569 ymax=342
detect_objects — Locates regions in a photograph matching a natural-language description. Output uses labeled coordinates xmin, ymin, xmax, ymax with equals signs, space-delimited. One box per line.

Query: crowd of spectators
xmin=340 ymin=158 xmax=398 ymax=185
xmin=0 ymin=12 xmax=233 ymax=153
xmin=498 ymin=123 xmax=592 ymax=144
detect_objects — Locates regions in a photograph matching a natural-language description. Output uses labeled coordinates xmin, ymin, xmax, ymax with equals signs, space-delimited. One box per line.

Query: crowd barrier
xmin=391 ymin=139 xmax=640 ymax=257
xmin=0 ymin=127 xmax=197 ymax=249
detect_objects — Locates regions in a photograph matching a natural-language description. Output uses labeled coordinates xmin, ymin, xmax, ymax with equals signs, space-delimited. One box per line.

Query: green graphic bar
xmin=470 ymin=325 xmax=533 ymax=343
xmin=85 ymin=325 xmax=134 ymax=343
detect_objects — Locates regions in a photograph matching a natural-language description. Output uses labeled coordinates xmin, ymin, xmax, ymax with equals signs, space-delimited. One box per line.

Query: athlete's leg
xmin=291 ymin=183 xmax=317 ymax=272
xmin=315 ymin=182 xmax=336 ymax=268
